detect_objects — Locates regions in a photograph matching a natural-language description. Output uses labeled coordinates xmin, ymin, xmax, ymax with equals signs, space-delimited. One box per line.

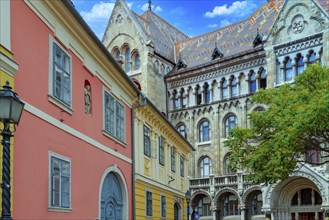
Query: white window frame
xmin=103 ymin=88 xmax=126 ymax=142
xmin=48 ymin=36 xmax=73 ymax=114
xmin=48 ymin=152 xmax=71 ymax=210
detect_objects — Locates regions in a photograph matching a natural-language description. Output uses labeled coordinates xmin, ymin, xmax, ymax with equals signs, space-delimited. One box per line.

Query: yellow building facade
xmin=133 ymin=99 xmax=195 ymax=219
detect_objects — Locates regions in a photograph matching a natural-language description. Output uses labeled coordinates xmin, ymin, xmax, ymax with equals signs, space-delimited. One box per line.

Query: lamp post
xmin=0 ymin=81 xmax=24 ymax=220
xmin=185 ymin=190 xmax=191 ymax=220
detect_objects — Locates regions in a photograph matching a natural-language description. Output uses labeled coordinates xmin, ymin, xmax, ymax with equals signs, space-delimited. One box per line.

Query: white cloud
xmin=205 ymin=1 xmax=257 ymax=18
xmin=140 ymin=3 xmax=162 ymax=12
xmin=80 ymin=1 xmax=115 ymax=22
xmin=220 ymin=20 xmax=231 ymax=27
xmin=154 ymin=6 xmax=162 ymax=12
xmin=208 ymin=23 xmax=218 ymax=28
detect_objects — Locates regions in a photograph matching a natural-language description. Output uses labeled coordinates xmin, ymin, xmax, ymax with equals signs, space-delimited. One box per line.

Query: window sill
xmin=48 ymin=207 xmax=72 ymax=213
xmin=102 ymin=130 xmax=127 ymax=147
xmin=196 ymin=141 xmax=211 ymax=147
xmin=48 ymin=95 xmax=74 ymax=115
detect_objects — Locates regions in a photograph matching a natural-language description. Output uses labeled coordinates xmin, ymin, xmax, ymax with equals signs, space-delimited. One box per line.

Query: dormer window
xmin=253 ymin=28 xmax=263 ymax=48
xmin=212 ymin=42 xmax=223 ymax=60
xmin=177 ymin=54 xmax=187 ymax=70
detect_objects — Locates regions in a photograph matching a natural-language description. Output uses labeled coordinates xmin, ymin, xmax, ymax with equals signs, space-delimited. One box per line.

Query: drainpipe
xmin=131 ymin=93 xmax=147 ymax=220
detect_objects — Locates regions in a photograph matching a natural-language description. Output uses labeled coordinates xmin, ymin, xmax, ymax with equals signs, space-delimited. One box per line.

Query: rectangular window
xmin=161 ymin=195 xmax=166 ymax=218
xmin=180 ymin=155 xmax=184 ymax=177
xmin=50 ymin=155 xmax=70 ymax=208
xmin=159 ymin=136 xmax=164 ymax=165
xmin=53 ymin=43 xmax=71 ymax=105
xmin=146 ymin=191 xmax=153 ymax=216
xmin=171 ymin=146 xmax=176 ymax=172
xmin=104 ymin=91 xmax=126 ymax=141
xmin=144 ymin=126 xmax=151 ymax=157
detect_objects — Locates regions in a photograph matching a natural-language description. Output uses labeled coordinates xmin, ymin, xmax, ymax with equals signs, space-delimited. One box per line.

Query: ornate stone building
xmin=103 ymin=0 xmax=329 ymax=219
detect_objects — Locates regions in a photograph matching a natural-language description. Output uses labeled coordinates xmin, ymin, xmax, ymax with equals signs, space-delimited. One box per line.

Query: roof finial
xmin=148 ymin=0 xmax=152 ymax=11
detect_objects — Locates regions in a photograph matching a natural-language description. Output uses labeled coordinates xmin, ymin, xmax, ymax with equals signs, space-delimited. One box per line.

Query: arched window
xmin=199 ymin=120 xmax=211 ymax=142
xmin=199 ymin=157 xmax=212 ymax=177
xmin=250 ymin=71 xmax=256 ymax=93
xmin=124 ymin=47 xmax=131 ymax=73
xmin=231 ymin=77 xmax=237 ymax=97
xmin=308 ymin=50 xmax=316 ymax=64
xmin=180 ymin=88 xmax=187 ymax=108
xmin=225 ymin=115 xmax=238 ymax=137
xmin=296 ymin=54 xmax=304 ymax=75
xmin=161 ymin=64 xmax=165 ymax=75
xmin=196 ymin=85 xmax=202 ymax=105
xmin=259 ymin=69 xmax=267 ymax=89
xmin=173 ymin=90 xmax=179 ymax=109
xmin=224 ymin=154 xmax=235 ymax=175
xmin=176 ymin=123 xmax=186 ymax=138
xmin=134 ymin=53 xmax=140 ymax=70
xmin=284 ymin=57 xmax=293 ymax=81
xmin=222 ymin=79 xmax=228 ymax=99
xmin=204 ymin=83 xmax=210 ymax=104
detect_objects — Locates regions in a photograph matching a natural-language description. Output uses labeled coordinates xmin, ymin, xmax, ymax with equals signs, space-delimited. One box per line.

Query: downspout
xmin=131 ymin=93 xmax=147 ymax=220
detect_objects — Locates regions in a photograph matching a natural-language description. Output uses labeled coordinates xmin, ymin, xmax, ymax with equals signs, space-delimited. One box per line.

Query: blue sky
xmin=73 ymin=0 xmax=267 ymax=39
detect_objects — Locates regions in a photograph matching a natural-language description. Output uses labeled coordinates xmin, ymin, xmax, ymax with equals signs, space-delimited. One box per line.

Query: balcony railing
xmin=189 ymin=173 xmax=257 ymax=194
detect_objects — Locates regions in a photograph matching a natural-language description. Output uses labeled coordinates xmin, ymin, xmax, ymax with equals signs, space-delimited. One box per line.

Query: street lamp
xmin=185 ymin=190 xmax=191 ymax=220
xmin=0 ymin=81 xmax=24 ymax=220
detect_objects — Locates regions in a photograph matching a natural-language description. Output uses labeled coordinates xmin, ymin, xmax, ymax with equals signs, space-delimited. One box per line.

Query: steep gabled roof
xmin=171 ymin=0 xmax=284 ymax=73
xmin=133 ymin=10 xmax=189 ymax=62
xmin=317 ymin=0 xmax=329 ymax=14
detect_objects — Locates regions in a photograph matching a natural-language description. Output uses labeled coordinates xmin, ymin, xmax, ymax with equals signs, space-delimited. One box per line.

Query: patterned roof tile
xmin=171 ymin=0 xmax=284 ymax=73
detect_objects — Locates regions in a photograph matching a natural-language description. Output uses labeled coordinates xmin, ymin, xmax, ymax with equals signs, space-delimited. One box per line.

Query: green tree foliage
xmin=225 ymin=64 xmax=329 ymax=184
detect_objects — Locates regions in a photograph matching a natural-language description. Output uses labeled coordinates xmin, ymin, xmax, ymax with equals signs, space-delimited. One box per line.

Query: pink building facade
xmin=9 ymin=1 xmax=138 ymax=219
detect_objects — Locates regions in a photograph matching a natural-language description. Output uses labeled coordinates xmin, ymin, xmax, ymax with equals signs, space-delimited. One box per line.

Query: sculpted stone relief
xmin=290 ymin=14 xmax=306 ymax=34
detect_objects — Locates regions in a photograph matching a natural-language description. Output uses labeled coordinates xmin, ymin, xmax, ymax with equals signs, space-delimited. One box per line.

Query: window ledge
xmin=48 ymin=207 xmax=72 ymax=213
xmin=102 ymin=130 xmax=127 ymax=147
xmin=48 ymin=95 xmax=74 ymax=115
xmin=196 ymin=141 xmax=211 ymax=147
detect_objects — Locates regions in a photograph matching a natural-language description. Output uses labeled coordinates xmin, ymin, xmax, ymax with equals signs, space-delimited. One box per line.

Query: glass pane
xmin=61 ymin=177 xmax=70 ymax=207
xmin=134 ymin=54 xmax=140 ymax=70
xmin=10 ymin=100 xmax=24 ymax=123
xmin=0 ymin=99 xmax=11 ymax=119
xmin=61 ymin=161 xmax=70 ymax=177
xmin=223 ymin=87 xmax=228 ymax=98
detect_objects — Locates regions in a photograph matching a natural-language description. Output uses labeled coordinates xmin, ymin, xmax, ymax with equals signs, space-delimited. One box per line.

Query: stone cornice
xmin=273 ymin=32 xmax=323 ymax=57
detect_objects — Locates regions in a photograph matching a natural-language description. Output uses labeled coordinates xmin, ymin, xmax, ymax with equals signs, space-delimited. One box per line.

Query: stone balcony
xmin=189 ymin=172 xmax=258 ymax=196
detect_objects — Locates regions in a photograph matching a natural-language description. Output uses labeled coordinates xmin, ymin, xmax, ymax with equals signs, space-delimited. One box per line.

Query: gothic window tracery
xmin=249 ymin=71 xmax=256 ymax=93
xmin=284 ymin=57 xmax=293 ymax=82
xmin=222 ymin=79 xmax=228 ymax=99
xmin=259 ymin=69 xmax=267 ymax=89
xmin=124 ymin=46 xmax=131 ymax=73
xmin=296 ymin=54 xmax=304 ymax=75
xmin=231 ymin=77 xmax=237 ymax=97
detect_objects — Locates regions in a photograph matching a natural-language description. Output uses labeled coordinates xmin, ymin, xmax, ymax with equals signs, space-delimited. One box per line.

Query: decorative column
xmin=239 ymin=206 xmax=246 ymax=220
xmin=210 ymin=204 xmax=217 ymax=220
